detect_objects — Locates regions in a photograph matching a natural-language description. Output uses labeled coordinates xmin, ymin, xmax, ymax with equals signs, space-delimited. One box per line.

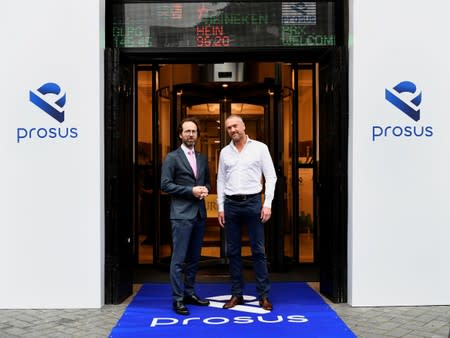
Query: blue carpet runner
xmin=109 ymin=282 xmax=355 ymax=337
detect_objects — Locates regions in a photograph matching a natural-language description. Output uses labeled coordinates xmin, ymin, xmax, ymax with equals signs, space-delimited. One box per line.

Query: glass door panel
xmin=283 ymin=63 xmax=317 ymax=265
xmin=299 ymin=168 xmax=314 ymax=262
xmin=136 ymin=68 xmax=173 ymax=265
xmin=136 ymin=70 xmax=154 ymax=264
xmin=157 ymin=89 xmax=172 ymax=263
xmin=298 ymin=68 xmax=314 ymax=164
xmin=281 ymin=73 xmax=294 ymax=260
xmin=297 ymin=65 xmax=316 ymax=263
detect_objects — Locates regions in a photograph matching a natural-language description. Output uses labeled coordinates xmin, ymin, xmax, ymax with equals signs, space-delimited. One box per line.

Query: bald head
xmin=226 ymin=115 xmax=244 ymax=125
xmin=225 ymin=115 xmax=246 ymax=145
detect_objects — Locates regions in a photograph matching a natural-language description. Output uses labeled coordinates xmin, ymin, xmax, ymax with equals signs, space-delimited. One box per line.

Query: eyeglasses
xmin=182 ymin=130 xmax=197 ymax=135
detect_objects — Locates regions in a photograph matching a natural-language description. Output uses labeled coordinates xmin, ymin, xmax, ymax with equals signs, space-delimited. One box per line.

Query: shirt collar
xmin=230 ymin=135 xmax=252 ymax=150
xmin=181 ymin=144 xmax=194 ymax=154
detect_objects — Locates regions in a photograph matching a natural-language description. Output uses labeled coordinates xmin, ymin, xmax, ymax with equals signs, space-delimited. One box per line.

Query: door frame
xmin=104 ymin=49 xmax=135 ymax=304
xmin=104 ymin=47 xmax=349 ymax=304
xmin=318 ymin=47 xmax=349 ymax=303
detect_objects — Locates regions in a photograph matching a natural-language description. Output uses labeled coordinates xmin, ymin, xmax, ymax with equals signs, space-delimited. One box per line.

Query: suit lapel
xmin=177 ymin=148 xmax=191 ymax=173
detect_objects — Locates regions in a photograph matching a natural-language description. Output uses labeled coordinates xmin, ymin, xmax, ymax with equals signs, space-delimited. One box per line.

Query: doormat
xmin=109 ymin=282 xmax=355 ymax=338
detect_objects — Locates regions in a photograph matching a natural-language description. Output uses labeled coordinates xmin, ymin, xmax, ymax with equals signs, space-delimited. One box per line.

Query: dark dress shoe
xmin=259 ymin=297 xmax=273 ymax=311
xmin=184 ymin=294 xmax=210 ymax=306
xmin=222 ymin=295 xmax=244 ymax=309
xmin=173 ymin=301 xmax=189 ymax=315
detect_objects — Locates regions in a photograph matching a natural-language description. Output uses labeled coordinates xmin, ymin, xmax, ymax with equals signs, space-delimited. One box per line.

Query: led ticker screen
xmin=112 ymin=2 xmax=335 ymax=48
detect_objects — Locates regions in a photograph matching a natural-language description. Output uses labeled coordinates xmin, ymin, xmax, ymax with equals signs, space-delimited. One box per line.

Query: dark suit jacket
xmin=160 ymin=147 xmax=211 ymax=220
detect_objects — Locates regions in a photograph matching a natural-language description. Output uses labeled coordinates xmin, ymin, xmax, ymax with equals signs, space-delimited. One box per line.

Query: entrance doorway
xmin=135 ymin=62 xmax=317 ymax=267
xmin=105 ymin=52 xmax=348 ymax=305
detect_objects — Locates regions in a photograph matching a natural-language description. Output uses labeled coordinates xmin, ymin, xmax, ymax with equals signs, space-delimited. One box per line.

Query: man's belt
xmin=225 ymin=193 xmax=260 ymax=202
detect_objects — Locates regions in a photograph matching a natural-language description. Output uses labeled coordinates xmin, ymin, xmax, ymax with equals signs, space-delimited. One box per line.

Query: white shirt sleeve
xmin=261 ymin=144 xmax=277 ymax=209
xmin=216 ymin=149 xmax=226 ymax=212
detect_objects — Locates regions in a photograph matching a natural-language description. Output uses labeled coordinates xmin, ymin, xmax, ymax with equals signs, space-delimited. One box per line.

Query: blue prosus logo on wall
xmin=371 ymin=81 xmax=433 ymax=142
xmin=29 ymin=82 xmax=66 ymax=122
xmin=17 ymin=82 xmax=78 ymax=143
xmin=385 ymin=81 xmax=421 ymax=122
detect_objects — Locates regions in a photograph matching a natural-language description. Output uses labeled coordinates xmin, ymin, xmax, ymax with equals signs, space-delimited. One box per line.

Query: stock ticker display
xmin=112 ymin=2 xmax=335 ymax=48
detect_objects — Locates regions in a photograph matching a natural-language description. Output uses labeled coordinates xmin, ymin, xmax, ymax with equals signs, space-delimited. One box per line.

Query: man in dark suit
xmin=161 ymin=117 xmax=211 ymax=315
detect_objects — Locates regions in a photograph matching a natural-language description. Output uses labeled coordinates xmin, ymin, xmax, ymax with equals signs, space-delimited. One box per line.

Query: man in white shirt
xmin=217 ymin=115 xmax=277 ymax=311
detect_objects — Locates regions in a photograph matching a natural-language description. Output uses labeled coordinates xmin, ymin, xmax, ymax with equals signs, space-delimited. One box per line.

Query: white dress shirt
xmin=217 ymin=137 xmax=277 ymax=212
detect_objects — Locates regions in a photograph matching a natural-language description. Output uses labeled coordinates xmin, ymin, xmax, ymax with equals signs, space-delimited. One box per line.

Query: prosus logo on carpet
xmin=150 ymin=294 xmax=308 ymax=327
xmin=109 ymin=282 xmax=356 ymax=337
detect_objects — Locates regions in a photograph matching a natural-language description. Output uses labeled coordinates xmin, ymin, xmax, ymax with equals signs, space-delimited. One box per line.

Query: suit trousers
xmin=170 ymin=215 xmax=206 ymax=302
xmin=224 ymin=194 xmax=270 ymax=300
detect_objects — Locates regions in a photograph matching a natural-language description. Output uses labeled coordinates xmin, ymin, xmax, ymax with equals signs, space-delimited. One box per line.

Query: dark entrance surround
xmin=104 ymin=48 xmax=348 ymax=304
xmin=104 ymin=0 xmax=348 ymax=305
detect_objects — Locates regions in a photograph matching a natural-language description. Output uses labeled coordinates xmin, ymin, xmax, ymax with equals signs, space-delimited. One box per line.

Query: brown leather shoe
xmin=259 ymin=297 xmax=273 ymax=311
xmin=222 ymin=295 xmax=244 ymax=309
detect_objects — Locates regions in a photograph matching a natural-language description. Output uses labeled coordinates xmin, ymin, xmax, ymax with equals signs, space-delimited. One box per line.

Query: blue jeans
xmin=224 ymin=195 xmax=270 ymax=299
xmin=170 ymin=216 xmax=205 ymax=302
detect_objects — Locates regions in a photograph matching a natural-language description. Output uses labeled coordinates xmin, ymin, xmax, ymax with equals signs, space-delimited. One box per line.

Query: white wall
xmin=349 ymin=0 xmax=450 ymax=305
xmin=0 ymin=0 xmax=105 ymax=308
